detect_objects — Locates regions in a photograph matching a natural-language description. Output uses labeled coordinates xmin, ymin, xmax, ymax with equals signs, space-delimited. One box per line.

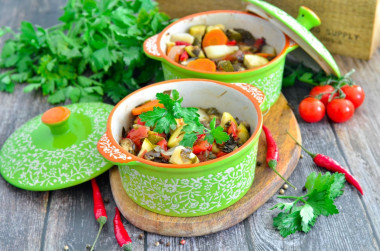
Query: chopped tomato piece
xmin=227 ymin=122 xmax=238 ymax=140
xmin=127 ymin=126 xmax=149 ymax=149
xmin=179 ymin=51 xmax=189 ymax=62
xmin=136 ymin=117 xmax=145 ymax=125
xmin=197 ymin=134 xmax=206 ymax=140
xmin=160 ymin=153 xmax=170 ymax=161
xmin=193 ymin=140 xmax=211 ymax=154
xmin=157 ymin=139 xmax=168 ymax=151
xmin=196 ymin=153 xmax=208 ymax=162
xmin=226 ymin=40 xmax=237 ymax=45
xmin=253 ymin=37 xmax=265 ymax=51
xmin=175 ymin=41 xmax=191 ymax=46
xmin=216 ymin=152 xmax=227 ymax=158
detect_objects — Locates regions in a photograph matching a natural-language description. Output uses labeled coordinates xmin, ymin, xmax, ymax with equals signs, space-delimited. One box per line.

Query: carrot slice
xmin=202 ymin=29 xmax=228 ymax=48
xmin=166 ymin=44 xmax=174 ymax=54
xmin=255 ymin=53 xmax=275 ymax=58
xmin=187 ymin=58 xmax=216 ymax=72
xmin=132 ymin=100 xmax=164 ymax=116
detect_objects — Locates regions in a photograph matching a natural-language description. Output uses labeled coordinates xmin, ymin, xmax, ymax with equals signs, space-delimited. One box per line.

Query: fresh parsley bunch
xmin=0 ymin=0 xmax=170 ymax=104
xmin=271 ymin=172 xmax=346 ymax=237
xmin=283 ymin=60 xmax=335 ymax=87
xmin=139 ymin=90 xmax=229 ymax=147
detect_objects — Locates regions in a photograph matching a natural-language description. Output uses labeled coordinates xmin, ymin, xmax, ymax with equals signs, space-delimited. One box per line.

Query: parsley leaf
xmin=181 ymin=133 xmax=198 ymax=148
xmin=283 ymin=59 xmax=357 ymax=88
xmin=204 ymin=117 xmax=230 ymax=144
xmin=139 ymin=90 xmax=230 ymax=147
xmin=0 ymin=0 xmax=171 ymax=104
xmin=273 ymin=208 xmax=302 ymax=238
xmin=271 ymin=172 xmax=345 ymax=237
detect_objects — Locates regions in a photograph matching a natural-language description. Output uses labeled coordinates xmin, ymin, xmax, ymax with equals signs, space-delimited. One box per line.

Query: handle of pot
xmin=97 ymin=133 xmax=140 ymax=165
xmin=143 ymin=34 xmax=164 ymax=61
xmin=230 ymin=83 xmax=266 ymax=111
xmin=285 ymin=6 xmax=321 ymax=53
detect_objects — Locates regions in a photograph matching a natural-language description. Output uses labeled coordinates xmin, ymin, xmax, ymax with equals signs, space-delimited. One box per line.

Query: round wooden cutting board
xmin=109 ymin=93 xmax=301 ymax=237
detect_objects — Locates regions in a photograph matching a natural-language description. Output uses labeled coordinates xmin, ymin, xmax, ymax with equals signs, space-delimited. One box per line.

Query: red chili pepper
xmin=227 ymin=122 xmax=238 ymax=140
xmin=179 ymin=51 xmax=189 ymax=62
xmin=175 ymin=41 xmax=191 ymax=46
xmin=286 ymin=131 xmax=364 ymax=195
xmin=226 ymin=40 xmax=237 ymax=45
xmin=157 ymin=139 xmax=168 ymax=151
xmin=114 ymin=207 xmax=132 ymax=251
xmin=262 ymin=125 xmax=297 ymax=190
xmin=90 ymin=179 xmax=108 ymax=251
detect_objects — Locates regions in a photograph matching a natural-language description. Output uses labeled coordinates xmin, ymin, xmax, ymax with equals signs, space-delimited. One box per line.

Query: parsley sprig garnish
xmin=0 ymin=0 xmax=170 ymax=103
xmin=271 ymin=172 xmax=345 ymax=237
xmin=139 ymin=90 xmax=230 ymax=147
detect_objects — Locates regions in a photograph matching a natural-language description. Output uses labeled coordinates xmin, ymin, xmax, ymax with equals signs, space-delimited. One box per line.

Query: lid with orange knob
xmin=0 ymin=103 xmax=113 ymax=191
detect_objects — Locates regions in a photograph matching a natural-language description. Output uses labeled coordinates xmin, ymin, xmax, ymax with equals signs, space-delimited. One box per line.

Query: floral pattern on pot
xmin=162 ymin=62 xmax=284 ymax=112
xmin=0 ymin=103 xmax=113 ymax=191
xmin=144 ymin=34 xmax=160 ymax=57
xmin=98 ymin=133 xmax=132 ymax=162
xmin=119 ymin=143 xmax=258 ymax=217
xmin=230 ymin=83 xmax=265 ymax=107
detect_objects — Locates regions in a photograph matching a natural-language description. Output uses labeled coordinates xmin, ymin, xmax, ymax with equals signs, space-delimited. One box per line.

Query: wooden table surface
xmin=0 ymin=1 xmax=379 ymax=250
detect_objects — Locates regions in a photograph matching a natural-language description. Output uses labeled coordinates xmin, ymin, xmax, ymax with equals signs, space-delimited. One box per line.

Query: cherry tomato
xmin=309 ymin=85 xmax=335 ymax=106
xmin=341 ymin=85 xmax=365 ymax=108
xmin=327 ymin=99 xmax=355 ymax=123
xmin=298 ymin=97 xmax=326 ymax=123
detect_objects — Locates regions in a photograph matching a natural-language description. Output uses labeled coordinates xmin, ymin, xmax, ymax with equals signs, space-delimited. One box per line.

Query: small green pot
xmin=97 ymin=79 xmax=265 ymax=217
xmin=143 ymin=9 xmax=322 ymax=111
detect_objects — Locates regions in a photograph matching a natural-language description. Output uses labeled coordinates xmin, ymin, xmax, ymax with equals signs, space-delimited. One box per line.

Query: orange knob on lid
xmin=41 ymin=107 xmax=71 ymax=125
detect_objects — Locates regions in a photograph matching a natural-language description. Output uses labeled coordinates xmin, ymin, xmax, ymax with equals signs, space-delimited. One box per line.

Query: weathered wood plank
xmin=0 ymin=0 xmax=64 ymax=249
xmin=1 ymin=1 xmax=380 ymax=251
xmin=332 ymin=53 xmax=380 ymax=244
xmin=42 ymin=173 xmax=145 ymax=251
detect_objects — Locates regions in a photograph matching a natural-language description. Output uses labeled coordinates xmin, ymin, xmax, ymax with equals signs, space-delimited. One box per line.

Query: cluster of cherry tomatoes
xmin=298 ymin=84 xmax=365 ymax=123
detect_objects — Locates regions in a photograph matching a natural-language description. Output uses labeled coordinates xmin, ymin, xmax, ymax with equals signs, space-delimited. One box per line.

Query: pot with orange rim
xmin=143 ymin=0 xmax=341 ymax=111
xmin=97 ymin=79 xmax=265 ymax=217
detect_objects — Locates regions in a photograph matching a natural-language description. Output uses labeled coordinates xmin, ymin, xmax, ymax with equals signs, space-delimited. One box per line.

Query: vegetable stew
xmin=166 ymin=24 xmax=277 ymax=72
xmin=119 ymin=90 xmax=251 ymax=164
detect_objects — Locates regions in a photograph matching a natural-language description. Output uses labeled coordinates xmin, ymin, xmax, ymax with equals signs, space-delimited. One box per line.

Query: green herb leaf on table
xmin=271 ymin=172 xmax=345 ymax=237
xmin=0 ymin=0 xmax=171 ymax=104
xmin=283 ymin=60 xmax=334 ymax=87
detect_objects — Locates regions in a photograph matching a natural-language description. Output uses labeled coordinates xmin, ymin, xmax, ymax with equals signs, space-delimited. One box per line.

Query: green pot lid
xmin=246 ymin=0 xmax=341 ymax=77
xmin=0 ymin=103 xmax=114 ymax=191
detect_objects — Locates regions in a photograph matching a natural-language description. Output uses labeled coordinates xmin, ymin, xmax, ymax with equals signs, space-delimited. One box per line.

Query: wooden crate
xmin=157 ymin=0 xmax=380 ymax=60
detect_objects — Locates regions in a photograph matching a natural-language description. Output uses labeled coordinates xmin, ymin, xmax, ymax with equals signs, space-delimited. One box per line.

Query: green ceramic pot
xmin=97 ymin=79 xmax=265 ymax=217
xmin=143 ymin=9 xmax=321 ymax=111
